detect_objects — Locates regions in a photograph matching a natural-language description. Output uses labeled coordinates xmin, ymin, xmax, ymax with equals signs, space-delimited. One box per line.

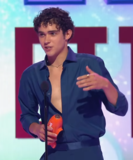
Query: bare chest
xmin=48 ymin=68 xmax=62 ymax=113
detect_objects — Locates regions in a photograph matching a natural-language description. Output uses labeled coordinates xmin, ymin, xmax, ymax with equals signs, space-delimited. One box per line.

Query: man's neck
xmin=47 ymin=46 xmax=68 ymax=67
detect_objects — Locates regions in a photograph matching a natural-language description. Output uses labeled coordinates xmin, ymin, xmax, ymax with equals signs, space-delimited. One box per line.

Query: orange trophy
xmin=47 ymin=114 xmax=63 ymax=148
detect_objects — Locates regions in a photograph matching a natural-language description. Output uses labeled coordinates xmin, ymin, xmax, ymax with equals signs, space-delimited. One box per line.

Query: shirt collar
xmin=40 ymin=46 xmax=77 ymax=70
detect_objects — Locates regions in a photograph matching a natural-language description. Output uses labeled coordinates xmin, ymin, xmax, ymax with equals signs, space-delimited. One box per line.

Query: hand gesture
xmin=76 ymin=66 xmax=108 ymax=91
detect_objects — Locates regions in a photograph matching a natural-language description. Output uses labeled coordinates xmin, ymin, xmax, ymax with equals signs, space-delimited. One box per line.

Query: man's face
xmin=37 ymin=23 xmax=70 ymax=57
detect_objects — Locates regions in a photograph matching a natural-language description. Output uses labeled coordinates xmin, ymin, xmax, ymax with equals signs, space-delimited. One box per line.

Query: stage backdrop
xmin=0 ymin=0 xmax=133 ymax=159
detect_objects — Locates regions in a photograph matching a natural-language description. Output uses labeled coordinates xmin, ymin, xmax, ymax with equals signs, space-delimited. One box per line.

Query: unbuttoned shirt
xmin=18 ymin=47 xmax=128 ymax=143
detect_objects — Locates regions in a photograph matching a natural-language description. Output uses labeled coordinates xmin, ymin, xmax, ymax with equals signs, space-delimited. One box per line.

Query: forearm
xmin=102 ymin=78 xmax=118 ymax=106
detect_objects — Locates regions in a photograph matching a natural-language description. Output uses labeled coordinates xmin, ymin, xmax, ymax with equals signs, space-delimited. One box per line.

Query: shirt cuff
xmin=105 ymin=90 xmax=128 ymax=116
xmin=20 ymin=114 xmax=40 ymax=138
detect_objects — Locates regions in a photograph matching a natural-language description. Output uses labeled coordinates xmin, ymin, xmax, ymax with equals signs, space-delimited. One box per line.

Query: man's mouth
xmin=45 ymin=46 xmax=52 ymax=52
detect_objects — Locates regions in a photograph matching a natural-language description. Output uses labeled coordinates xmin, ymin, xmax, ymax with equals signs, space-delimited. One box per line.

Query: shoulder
xmin=21 ymin=60 xmax=44 ymax=79
xmin=76 ymin=53 xmax=104 ymax=65
xmin=75 ymin=53 xmax=106 ymax=75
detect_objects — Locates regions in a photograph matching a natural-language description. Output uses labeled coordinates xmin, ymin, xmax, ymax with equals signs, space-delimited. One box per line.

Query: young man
xmin=18 ymin=7 xmax=128 ymax=160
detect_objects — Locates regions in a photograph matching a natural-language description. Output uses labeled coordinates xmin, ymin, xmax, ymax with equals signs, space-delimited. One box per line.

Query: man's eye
xmin=39 ymin=33 xmax=44 ymax=37
xmin=51 ymin=32 xmax=56 ymax=35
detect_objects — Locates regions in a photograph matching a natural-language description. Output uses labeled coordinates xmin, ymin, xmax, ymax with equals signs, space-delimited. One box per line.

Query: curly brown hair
xmin=33 ymin=7 xmax=75 ymax=41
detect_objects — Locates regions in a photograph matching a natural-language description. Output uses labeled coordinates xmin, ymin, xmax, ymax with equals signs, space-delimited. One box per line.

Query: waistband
xmin=55 ymin=139 xmax=100 ymax=151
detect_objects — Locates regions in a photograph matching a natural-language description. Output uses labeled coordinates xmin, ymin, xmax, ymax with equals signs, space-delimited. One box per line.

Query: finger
xmin=40 ymin=124 xmax=45 ymax=129
xmin=40 ymin=126 xmax=52 ymax=134
xmin=47 ymin=126 xmax=53 ymax=132
xmin=39 ymin=133 xmax=45 ymax=141
xmin=42 ymin=125 xmax=53 ymax=132
xmin=77 ymin=79 xmax=92 ymax=87
xmin=47 ymin=137 xmax=57 ymax=142
xmin=39 ymin=128 xmax=55 ymax=138
xmin=86 ymin=66 xmax=94 ymax=74
xmin=39 ymin=127 xmax=45 ymax=135
xmin=44 ymin=137 xmax=57 ymax=143
xmin=83 ymin=86 xmax=95 ymax=91
xmin=77 ymin=74 xmax=90 ymax=81
xmin=47 ymin=138 xmax=57 ymax=144
xmin=76 ymin=77 xmax=92 ymax=85
xmin=40 ymin=134 xmax=57 ymax=142
xmin=44 ymin=135 xmax=57 ymax=141
xmin=77 ymin=81 xmax=93 ymax=88
xmin=47 ymin=131 xmax=57 ymax=138
xmin=39 ymin=129 xmax=57 ymax=138
xmin=40 ymin=124 xmax=52 ymax=132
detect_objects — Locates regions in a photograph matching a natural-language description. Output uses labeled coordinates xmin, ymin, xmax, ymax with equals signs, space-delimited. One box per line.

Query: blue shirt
xmin=18 ymin=47 xmax=128 ymax=143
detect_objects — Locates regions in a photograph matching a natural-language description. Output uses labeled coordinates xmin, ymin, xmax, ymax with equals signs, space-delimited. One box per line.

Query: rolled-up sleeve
xmin=18 ymin=71 xmax=40 ymax=137
xmin=97 ymin=57 xmax=128 ymax=116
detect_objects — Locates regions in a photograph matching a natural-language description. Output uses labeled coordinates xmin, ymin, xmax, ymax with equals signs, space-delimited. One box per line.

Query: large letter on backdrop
xmin=119 ymin=27 xmax=133 ymax=138
xmin=15 ymin=28 xmax=39 ymax=138
xmin=15 ymin=27 xmax=107 ymax=138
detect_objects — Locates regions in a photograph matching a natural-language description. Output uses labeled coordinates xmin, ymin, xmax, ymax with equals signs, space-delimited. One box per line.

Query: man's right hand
xmin=29 ymin=123 xmax=57 ymax=143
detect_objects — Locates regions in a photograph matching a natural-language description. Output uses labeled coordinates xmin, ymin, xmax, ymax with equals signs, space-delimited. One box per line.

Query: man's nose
xmin=44 ymin=35 xmax=50 ymax=44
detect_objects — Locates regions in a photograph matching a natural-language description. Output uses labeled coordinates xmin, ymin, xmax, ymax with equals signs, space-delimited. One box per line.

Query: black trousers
xmin=40 ymin=141 xmax=104 ymax=160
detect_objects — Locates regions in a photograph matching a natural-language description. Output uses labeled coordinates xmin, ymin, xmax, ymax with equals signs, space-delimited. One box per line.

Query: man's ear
xmin=65 ymin=29 xmax=72 ymax=41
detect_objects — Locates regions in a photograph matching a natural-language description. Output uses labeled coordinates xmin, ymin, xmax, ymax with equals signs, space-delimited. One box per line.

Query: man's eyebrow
xmin=38 ymin=30 xmax=59 ymax=33
xmin=48 ymin=30 xmax=59 ymax=33
xmin=38 ymin=31 xmax=45 ymax=34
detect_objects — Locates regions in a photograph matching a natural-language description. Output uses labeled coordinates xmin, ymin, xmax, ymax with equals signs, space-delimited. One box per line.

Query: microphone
xmin=48 ymin=114 xmax=63 ymax=148
xmin=41 ymin=81 xmax=49 ymax=93
xmin=41 ymin=81 xmax=49 ymax=160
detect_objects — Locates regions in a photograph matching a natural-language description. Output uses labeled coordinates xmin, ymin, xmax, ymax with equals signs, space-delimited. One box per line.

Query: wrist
xmin=29 ymin=123 xmax=40 ymax=136
xmin=102 ymin=78 xmax=109 ymax=91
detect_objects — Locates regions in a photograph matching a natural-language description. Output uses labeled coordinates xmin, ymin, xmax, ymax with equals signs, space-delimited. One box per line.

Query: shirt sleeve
xmin=18 ymin=71 xmax=40 ymax=137
xmin=97 ymin=57 xmax=128 ymax=116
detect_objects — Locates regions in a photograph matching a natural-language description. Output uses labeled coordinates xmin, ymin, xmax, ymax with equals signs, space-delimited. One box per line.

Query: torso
xmin=48 ymin=66 xmax=63 ymax=113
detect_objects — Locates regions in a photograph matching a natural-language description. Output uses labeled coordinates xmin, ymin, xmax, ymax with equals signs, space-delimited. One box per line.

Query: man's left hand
xmin=76 ymin=66 xmax=108 ymax=91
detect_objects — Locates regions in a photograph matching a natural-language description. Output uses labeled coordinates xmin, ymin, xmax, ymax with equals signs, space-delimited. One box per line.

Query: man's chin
xmin=46 ymin=52 xmax=59 ymax=58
